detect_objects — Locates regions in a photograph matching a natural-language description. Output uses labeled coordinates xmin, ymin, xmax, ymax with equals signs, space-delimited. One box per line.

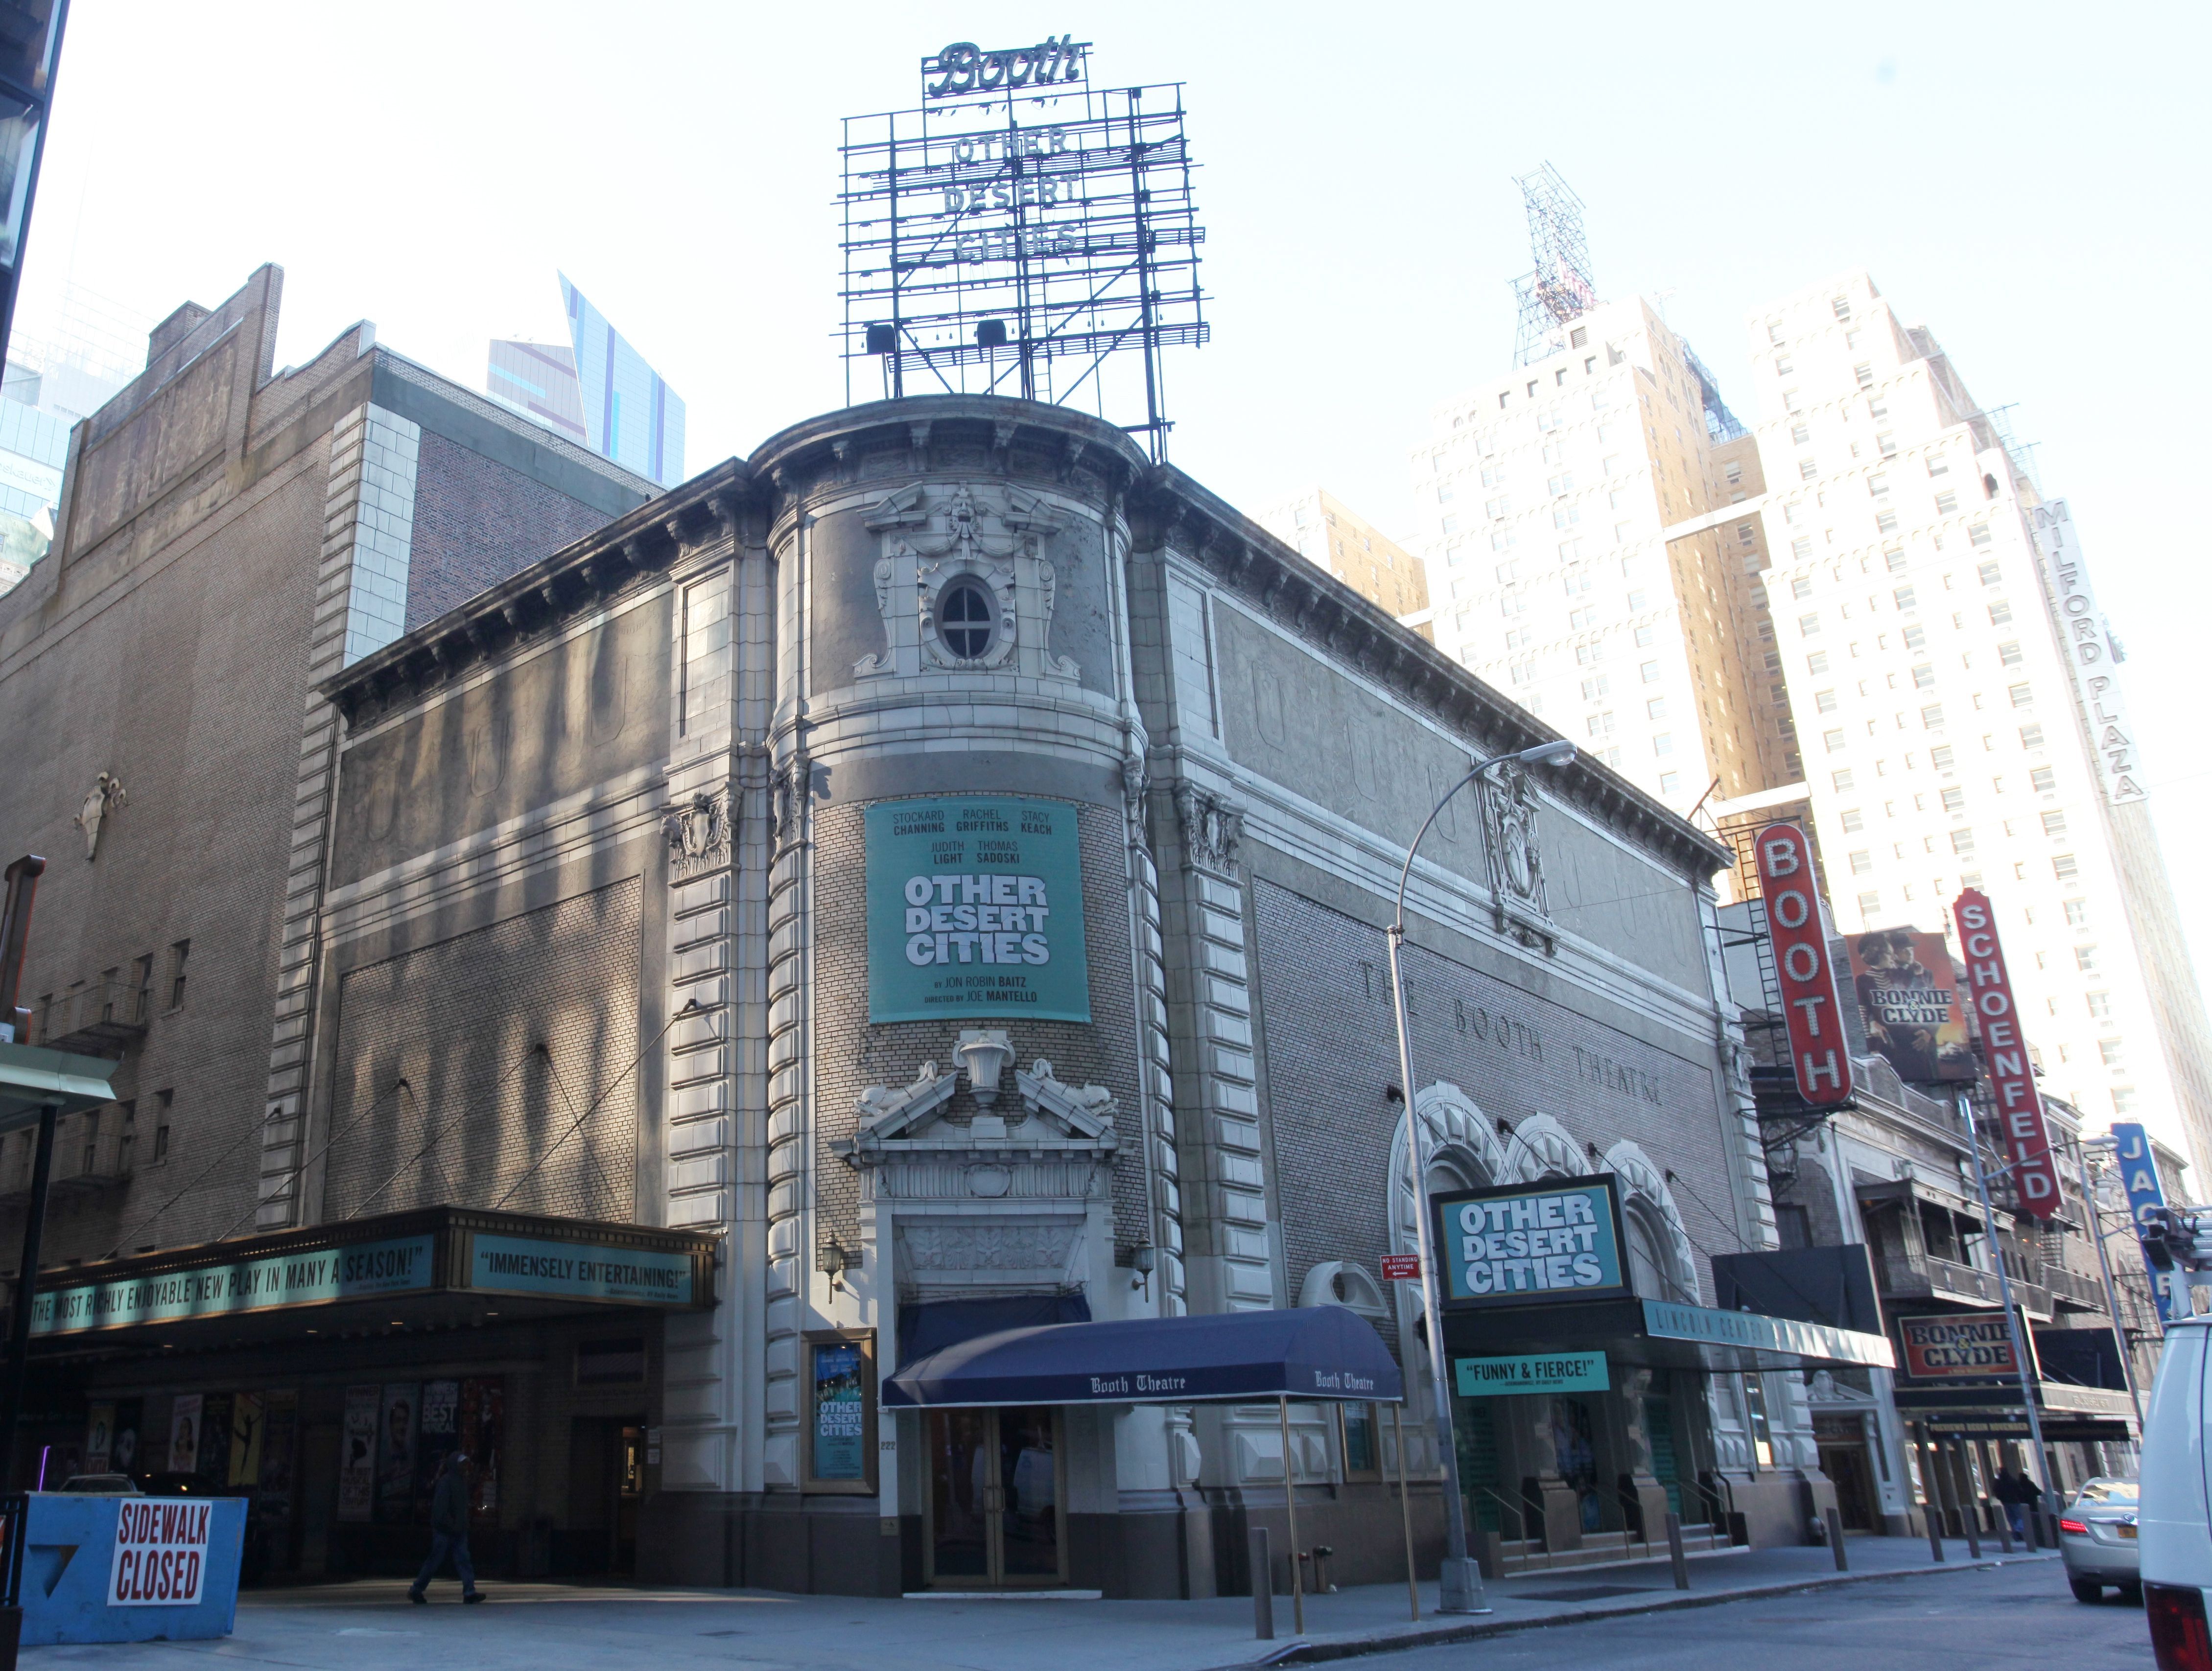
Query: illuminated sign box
xmin=1432 ymin=1174 xmax=1632 ymax=1310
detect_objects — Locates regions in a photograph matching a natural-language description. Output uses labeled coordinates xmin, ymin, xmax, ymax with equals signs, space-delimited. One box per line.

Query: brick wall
xmin=809 ymin=799 xmax=1147 ymax=1253
xmin=0 ymin=461 xmax=330 ymax=1259
xmin=1251 ymin=879 xmax=1738 ymax=1304
xmin=320 ymin=879 xmax=642 ymax=1223
xmin=403 ymin=431 xmax=621 ymax=631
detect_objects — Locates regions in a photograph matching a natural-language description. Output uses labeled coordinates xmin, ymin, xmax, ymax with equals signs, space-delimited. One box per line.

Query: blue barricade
xmin=14 ymin=1493 xmax=244 ymax=1645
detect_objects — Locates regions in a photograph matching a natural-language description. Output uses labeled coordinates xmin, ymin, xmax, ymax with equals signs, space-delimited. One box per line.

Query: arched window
xmin=1624 ymin=1202 xmax=1686 ymax=1301
xmin=938 ymin=578 xmax=996 ymax=659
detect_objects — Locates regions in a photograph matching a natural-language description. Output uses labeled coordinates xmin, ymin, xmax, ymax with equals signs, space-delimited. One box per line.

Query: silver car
xmin=2060 ymin=1476 xmax=2141 ymax=1602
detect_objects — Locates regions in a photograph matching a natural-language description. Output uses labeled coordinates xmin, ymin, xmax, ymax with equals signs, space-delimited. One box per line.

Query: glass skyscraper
xmin=485 ymin=275 xmax=686 ymax=488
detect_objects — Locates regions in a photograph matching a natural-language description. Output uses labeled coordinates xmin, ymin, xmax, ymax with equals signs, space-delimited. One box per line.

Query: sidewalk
xmin=34 ymin=1537 xmax=2060 ymax=1670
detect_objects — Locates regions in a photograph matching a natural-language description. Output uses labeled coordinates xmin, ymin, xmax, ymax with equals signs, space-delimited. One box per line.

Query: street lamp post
xmin=1388 ymin=738 xmax=1575 ymax=1616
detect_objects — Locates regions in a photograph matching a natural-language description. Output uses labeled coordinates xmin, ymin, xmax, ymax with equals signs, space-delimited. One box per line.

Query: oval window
xmin=938 ymin=578 xmax=995 ymax=660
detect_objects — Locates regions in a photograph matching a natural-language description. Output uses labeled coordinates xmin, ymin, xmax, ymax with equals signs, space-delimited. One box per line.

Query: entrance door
xmin=925 ymin=1407 xmax=1066 ymax=1588
xmin=1820 ymin=1443 xmax=1876 ymax=1531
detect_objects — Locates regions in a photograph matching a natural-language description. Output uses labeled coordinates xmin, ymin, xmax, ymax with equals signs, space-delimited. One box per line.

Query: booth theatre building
xmin=15 ymin=394 xmax=1887 ymax=1594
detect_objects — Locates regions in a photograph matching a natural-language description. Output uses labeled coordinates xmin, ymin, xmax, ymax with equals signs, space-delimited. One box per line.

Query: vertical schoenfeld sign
xmin=867 ymin=797 xmax=1090 ymax=1022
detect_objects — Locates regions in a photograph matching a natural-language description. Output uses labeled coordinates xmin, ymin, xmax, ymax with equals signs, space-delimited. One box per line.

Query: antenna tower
xmin=1510 ymin=163 xmax=1597 ymax=365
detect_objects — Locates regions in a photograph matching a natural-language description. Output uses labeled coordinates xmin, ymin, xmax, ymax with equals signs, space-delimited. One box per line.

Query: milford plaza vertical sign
xmin=1953 ymin=888 xmax=2061 ymax=1218
xmin=1754 ymin=823 xmax=1853 ymax=1106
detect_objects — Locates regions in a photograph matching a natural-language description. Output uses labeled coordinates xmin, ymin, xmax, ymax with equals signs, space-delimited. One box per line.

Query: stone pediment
xmin=845 ymin=1052 xmax=1124 ymax=1167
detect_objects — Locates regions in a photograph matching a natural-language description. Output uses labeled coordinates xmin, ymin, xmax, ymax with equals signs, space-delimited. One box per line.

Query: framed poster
xmin=866 ymin=797 xmax=1090 ymax=1023
xmin=1431 ymin=1174 xmax=1633 ymax=1309
xmin=337 ymin=1386 xmax=378 ymax=1522
xmin=379 ymin=1384 xmax=419 ymax=1513
xmin=84 ymin=1402 xmax=115 ymax=1472
xmin=802 ymin=1331 xmax=876 ymax=1494
xmin=167 ymin=1393 xmax=203 ymax=1474
xmin=228 ymin=1392 xmax=265 ymax=1487
xmin=260 ymin=1391 xmax=298 ymax=1497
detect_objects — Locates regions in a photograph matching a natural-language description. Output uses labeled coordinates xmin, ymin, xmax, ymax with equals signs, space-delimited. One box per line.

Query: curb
xmin=1203 ymin=1551 xmax=2061 ymax=1670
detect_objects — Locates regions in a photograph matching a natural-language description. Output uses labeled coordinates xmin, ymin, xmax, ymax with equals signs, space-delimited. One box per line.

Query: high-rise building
xmin=1250 ymin=487 xmax=1429 ymax=622
xmin=0 ymin=282 xmax=146 ymax=595
xmin=1414 ymin=297 xmax=1778 ymax=813
xmin=1740 ymin=270 xmax=2212 ymax=1175
xmin=485 ymin=273 xmax=686 ymax=487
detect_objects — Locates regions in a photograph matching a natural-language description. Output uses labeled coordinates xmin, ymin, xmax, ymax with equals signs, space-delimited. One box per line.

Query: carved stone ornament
xmin=852 ymin=482 xmax=1079 ymax=682
xmin=1175 ymin=783 xmax=1243 ymax=877
xmin=73 ymin=772 xmax=127 ymax=861
xmin=770 ymin=754 xmax=813 ymax=852
xmin=662 ymin=788 xmax=732 ymax=878
xmin=1480 ymin=761 xmax=1556 ymax=953
xmin=837 ymin=1041 xmax=1120 ymax=1206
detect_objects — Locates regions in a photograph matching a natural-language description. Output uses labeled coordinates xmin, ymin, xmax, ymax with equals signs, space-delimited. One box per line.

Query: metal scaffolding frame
xmin=1510 ymin=162 xmax=1598 ymax=367
xmin=838 ymin=48 xmax=1207 ymax=462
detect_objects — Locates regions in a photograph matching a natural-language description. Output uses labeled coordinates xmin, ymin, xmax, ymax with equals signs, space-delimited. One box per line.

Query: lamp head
xmin=1515 ymin=740 xmax=1577 ymax=768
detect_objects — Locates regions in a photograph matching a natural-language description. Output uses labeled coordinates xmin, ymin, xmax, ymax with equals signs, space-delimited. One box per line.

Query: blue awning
xmin=882 ymin=1306 xmax=1405 ymax=1409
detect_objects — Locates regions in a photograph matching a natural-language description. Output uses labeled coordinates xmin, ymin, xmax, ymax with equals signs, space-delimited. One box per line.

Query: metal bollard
xmin=1926 ymin=1508 xmax=1945 ymax=1562
xmin=1251 ymin=1526 xmax=1274 ymax=1641
xmin=1825 ymin=1507 xmax=1847 ymax=1572
xmin=1995 ymin=1511 xmax=2014 ymax=1555
xmin=1664 ymin=1509 xmax=1690 ymax=1591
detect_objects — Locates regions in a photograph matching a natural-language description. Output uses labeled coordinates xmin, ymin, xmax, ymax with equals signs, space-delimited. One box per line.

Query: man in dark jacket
xmin=408 ymin=1451 xmax=484 ymax=1604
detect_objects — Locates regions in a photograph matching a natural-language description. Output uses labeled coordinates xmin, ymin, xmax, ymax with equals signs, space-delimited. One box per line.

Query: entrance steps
xmin=1492 ymin=1523 xmax=1736 ymax=1576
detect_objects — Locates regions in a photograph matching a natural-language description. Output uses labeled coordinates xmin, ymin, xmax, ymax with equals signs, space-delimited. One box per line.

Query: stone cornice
xmin=318 ymin=394 xmax=1730 ymax=882
xmin=1128 ymin=464 xmax=1733 ymax=883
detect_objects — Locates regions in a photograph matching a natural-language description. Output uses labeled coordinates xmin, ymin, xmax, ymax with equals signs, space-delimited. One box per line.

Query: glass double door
xmin=926 ymin=1406 xmax=1066 ymax=1588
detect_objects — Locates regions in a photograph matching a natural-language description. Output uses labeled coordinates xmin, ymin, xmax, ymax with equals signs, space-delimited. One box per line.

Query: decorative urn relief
xmin=837 ymin=1036 xmax=1121 ymax=1300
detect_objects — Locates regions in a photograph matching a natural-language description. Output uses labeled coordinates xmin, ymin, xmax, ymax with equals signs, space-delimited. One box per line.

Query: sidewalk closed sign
xmin=1455 ymin=1352 xmax=1609 ymax=1396
xmin=110 ymin=1498 xmax=211 ymax=1606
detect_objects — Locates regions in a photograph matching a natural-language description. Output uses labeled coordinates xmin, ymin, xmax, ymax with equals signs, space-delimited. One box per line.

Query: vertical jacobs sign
xmin=1754 ymin=824 xmax=1853 ymax=1106
xmin=866 ymin=797 xmax=1091 ymax=1023
xmin=1953 ymin=888 xmax=2061 ymax=1219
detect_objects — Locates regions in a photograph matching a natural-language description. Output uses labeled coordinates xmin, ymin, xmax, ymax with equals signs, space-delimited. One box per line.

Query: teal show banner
xmin=471 ymin=1234 xmax=694 ymax=1306
xmin=1455 ymin=1352 xmax=1610 ymax=1397
xmin=866 ymin=797 xmax=1090 ymax=1023
xmin=29 ymin=1236 xmax=435 ymax=1336
xmin=1433 ymin=1174 xmax=1632 ymax=1308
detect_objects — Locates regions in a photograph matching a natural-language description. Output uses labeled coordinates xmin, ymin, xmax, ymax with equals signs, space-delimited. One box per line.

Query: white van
xmin=2141 ymin=1316 xmax=2212 ymax=1670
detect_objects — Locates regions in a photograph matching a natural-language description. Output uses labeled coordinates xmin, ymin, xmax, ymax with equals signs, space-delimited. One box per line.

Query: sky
xmin=18 ymin=0 xmax=2212 ymax=960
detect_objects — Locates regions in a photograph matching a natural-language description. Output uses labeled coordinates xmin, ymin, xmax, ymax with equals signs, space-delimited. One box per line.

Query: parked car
xmin=53 ymin=1474 xmax=141 ymax=1495
xmin=2060 ymin=1477 xmax=2141 ymax=1602
xmin=2140 ymin=1315 xmax=2212 ymax=1671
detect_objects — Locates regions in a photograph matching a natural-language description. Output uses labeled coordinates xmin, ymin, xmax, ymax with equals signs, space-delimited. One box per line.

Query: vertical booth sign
xmin=867 ymin=797 xmax=1090 ymax=1022
xmin=1753 ymin=823 xmax=1853 ymax=1105
xmin=1953 ymin=889 xmax=2061 ymax=1219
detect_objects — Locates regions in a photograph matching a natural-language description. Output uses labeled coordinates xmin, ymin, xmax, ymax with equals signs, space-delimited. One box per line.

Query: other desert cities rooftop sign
xmin=867 ymin=797 xmax=1090 ymax=1023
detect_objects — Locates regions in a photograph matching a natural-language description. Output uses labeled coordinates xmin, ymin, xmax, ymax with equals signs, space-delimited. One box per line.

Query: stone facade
xmin=296 ymin=394 xmax=1828 ymax=1593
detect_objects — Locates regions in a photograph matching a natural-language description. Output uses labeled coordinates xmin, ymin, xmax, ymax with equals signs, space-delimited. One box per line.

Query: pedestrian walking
xmin=1992 ymin=1466 xmax=2032 ymax=1543
xmin=408 ymin=1450 xmax=485 ymax=1604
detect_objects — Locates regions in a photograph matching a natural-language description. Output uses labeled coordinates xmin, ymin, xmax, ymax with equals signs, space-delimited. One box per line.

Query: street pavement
xmin=23 ymin=1539 xmax=2102 ymax=1670
xmin=1361 ymin=1553 xmax=2150 ymax=1670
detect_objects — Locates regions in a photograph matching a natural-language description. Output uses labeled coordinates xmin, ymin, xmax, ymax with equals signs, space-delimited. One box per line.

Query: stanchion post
xmin=1251 ymin=1526 xmax=1273 ymax=1641
xmin=1392 ymin=1404 xmax=1417 ymax=1623
xmin=1665 ymin=1509 xmax=1689 ymax=1590
xmin=1825 ymin=1506 xmax=1847 ymax=1572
